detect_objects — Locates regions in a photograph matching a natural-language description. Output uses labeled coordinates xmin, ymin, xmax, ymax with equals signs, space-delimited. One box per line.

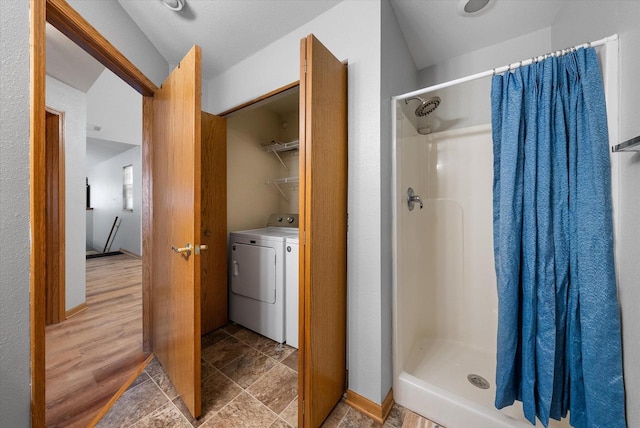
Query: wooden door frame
xmin=31 ymin=0 xmax=157 ymax=426
xmin=44 ymin=107 xmax=66 ymax=325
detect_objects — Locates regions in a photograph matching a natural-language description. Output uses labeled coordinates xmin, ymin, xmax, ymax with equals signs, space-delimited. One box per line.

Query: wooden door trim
xmin=45 ymin=0 xmax=157 ymax=96
xmin=45 ymin=107 xmax=66 ymax=325
xmin=298 ymin=37 xmax=308 ymax=428
xmin=30 ymin=0 xmax=47 ymax=424
xmin=31 ymin=0 xmax=157 ymax=425
xmin=217 ymin=81 xmax=299 ymax=117
xmin=141 ymin=96 xmax=154 ymax=352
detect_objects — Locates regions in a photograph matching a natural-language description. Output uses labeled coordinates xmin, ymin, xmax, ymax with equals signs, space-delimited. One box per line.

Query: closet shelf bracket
xmin=272 ymin=150 xmax=287 ymax=169
xmin=262 ymin=140 xmax=300 ymax=170
xmin=266 ymin=176 xmax=299 ymax=201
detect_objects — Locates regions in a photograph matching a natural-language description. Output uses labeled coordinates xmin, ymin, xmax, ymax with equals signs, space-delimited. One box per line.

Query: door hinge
xmin=304 ymin=59 xmax=307 ymax=74
xmin=302 ymin=400 xmax=305 ymax=415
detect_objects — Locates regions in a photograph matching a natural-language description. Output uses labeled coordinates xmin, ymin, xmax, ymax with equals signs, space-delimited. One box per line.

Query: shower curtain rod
xmin=393 ymin=34 xmax=618 ymax=101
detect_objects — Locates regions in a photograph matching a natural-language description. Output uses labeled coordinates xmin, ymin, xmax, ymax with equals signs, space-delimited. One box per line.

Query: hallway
xmin=45 ymin=254 xmax=146 ymax=427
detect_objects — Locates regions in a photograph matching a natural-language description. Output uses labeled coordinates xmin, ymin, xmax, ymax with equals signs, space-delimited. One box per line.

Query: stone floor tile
xmin=321 ymin=400 xmax=350 ymax=428
xmin=279 ymin=397 xmax=298 ymax=427
xmin=338 ymin=407 xmax=382 ymax=428
xmin=247 ymin=364 xmax=298 ymax=414
xmin=201 ymin=336 xmax=252 ymax=369
xmin=385 ymin=403 xmax=407 ymax=428
xmin=202 ymin=329 xmax=231 ymax=350
xmin=96 ymin=378 xmax=169 ymax=427
xmin=220 ymin=347 xmax=277 ymax=388
xmin=281 ymin=350 xmax=298 ymax=372
xmin=130 ymin=403 xmax=192 ymax=428
xmin=200 ymin=392 xmax=277 ymax=428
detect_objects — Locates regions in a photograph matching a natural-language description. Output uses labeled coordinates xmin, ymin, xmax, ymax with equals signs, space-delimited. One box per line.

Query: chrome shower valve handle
xmin=407 ymin=187 xmax=424 ymax=211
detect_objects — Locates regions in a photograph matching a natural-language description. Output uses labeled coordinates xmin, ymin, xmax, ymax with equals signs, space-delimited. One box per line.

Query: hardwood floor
xmin=46 ymin=254 xmax=147 ymax=427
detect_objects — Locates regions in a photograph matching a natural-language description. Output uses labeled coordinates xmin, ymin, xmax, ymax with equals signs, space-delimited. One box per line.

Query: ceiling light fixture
xmin=162 ymin=0 xmax=185 ymax=12
xmin=457 ymin=0 xmax=493 ymax=16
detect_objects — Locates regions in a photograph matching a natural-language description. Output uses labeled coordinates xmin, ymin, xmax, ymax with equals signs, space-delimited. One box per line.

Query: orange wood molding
xmin=87 ymin=354 xmax=153 ymax=428
xmin=217 ymin=81 xmax=299 ymax=117
xmin=45 ymin=0 xmax=157 ymax=96
xmin=30 ymin=0 xmax=47 ymax=425
xmin=141 ymin=95 xmax=153 ymax=353
xmin=345 ymin=388 xmax=394 ymax=425
xmin=65 ymin=302 xmax=88 ymax=319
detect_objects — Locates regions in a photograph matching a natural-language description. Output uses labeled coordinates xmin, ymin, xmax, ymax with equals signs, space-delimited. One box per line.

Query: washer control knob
xmin=287 ymin=217 xmax=294 ymax=223
xmin=276 ymin=217 xmax=283 ymax=222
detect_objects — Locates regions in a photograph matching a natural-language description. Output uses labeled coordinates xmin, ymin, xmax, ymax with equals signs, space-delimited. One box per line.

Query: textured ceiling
xmin=49 ymin=1 xmax=567 ymax=92
xmin=116 ymin=0 xmax=342 ymax=80
xmin=390 ymin=0 xmax=565 ymax=70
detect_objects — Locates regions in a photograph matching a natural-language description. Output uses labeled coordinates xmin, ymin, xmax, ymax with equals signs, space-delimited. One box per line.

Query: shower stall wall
xmin=392 ymin=112 xmax=571 ymax=428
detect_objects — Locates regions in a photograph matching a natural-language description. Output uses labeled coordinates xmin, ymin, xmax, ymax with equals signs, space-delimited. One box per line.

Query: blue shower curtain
xmin=491 ymin=47 xmax=626 ymax=428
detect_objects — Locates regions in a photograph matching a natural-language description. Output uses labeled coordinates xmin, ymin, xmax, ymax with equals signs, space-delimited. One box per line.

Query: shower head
xmin=405 ymin=96 xmax=441 ymax=117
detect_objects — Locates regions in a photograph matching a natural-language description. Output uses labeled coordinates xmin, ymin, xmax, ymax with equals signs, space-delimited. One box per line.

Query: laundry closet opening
xmin=224 ymin=84 xmax=301 ymax=350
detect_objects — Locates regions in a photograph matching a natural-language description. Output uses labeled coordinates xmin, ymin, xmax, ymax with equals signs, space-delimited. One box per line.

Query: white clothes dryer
xmin=229 ymin=214 xmax=298 ymax=343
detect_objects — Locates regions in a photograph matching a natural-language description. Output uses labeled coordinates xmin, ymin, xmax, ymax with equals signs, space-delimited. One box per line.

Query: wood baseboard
xmin=345 ymin=388 xmax=394 ymax=424
xmin=87 ymin=354 xmax=153 ymax=427
xmin=65 ymin=302 xmax=88 ymax=319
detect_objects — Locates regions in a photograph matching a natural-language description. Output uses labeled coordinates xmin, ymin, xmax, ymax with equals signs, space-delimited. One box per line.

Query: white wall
xmin=381 ymin=0 xmax=419 ymax=401
xmin=551 ymin=3 xmax=640 ymax=426
xmin=67 ymin=0 xmax=169 ymax=87
xmin=415 ymin=27 xmax=552 ymax=133
xmin=46 ymin=75 xmax=87 ymax=311
xmin=0 ymin=0 xmax=30 ymax=424
xmin=208 ymin=0 xmax=389 ymax=403
xmin=88 ymin=146 xmax=142 ymax=255
xmin=227 ymin=108 xmax=286 ymax=232
xmin=86 ymin=69 xmax=142 ymax=146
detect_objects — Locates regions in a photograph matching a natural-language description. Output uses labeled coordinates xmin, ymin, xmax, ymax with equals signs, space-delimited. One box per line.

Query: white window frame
xmin=122 ymin=164 xmax=133 ymax=211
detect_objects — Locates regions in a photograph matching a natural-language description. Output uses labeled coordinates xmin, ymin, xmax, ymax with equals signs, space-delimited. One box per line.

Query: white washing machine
xmin=229 ymin=213 xmax=298 ymax=344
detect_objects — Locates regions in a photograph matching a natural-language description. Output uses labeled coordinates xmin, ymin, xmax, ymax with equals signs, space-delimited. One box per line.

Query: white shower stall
xmin=391 ymin=36 xmax=618 ymax=428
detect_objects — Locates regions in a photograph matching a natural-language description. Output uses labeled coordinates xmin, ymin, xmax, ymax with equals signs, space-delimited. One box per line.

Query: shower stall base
xmin=396 ymin=338 xmax=571 ymax=428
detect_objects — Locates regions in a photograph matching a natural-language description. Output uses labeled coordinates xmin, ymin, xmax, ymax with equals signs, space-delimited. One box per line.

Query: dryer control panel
xmin=266 ymin=213 xmax=299 ymax=228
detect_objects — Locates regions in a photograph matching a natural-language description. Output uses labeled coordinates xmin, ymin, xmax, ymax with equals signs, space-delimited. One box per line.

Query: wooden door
xmin=200 ymin=112 xmax=228 ymax=334
xmin=298 ymin=34 xmax=348 ymax=427
xmin=45 ymin=109 xmax=65 ymax=325
xmin=151 ymin=45 xmax=203 ymax=418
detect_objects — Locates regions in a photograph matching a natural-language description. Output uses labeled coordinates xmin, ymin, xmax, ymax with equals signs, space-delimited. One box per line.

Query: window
xmin=122 ymin=164 xmax=133 ymax=211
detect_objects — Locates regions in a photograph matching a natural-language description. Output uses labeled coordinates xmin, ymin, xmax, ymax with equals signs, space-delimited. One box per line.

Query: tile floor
xmin=97 ymin=324 xmax=442 ymax=428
